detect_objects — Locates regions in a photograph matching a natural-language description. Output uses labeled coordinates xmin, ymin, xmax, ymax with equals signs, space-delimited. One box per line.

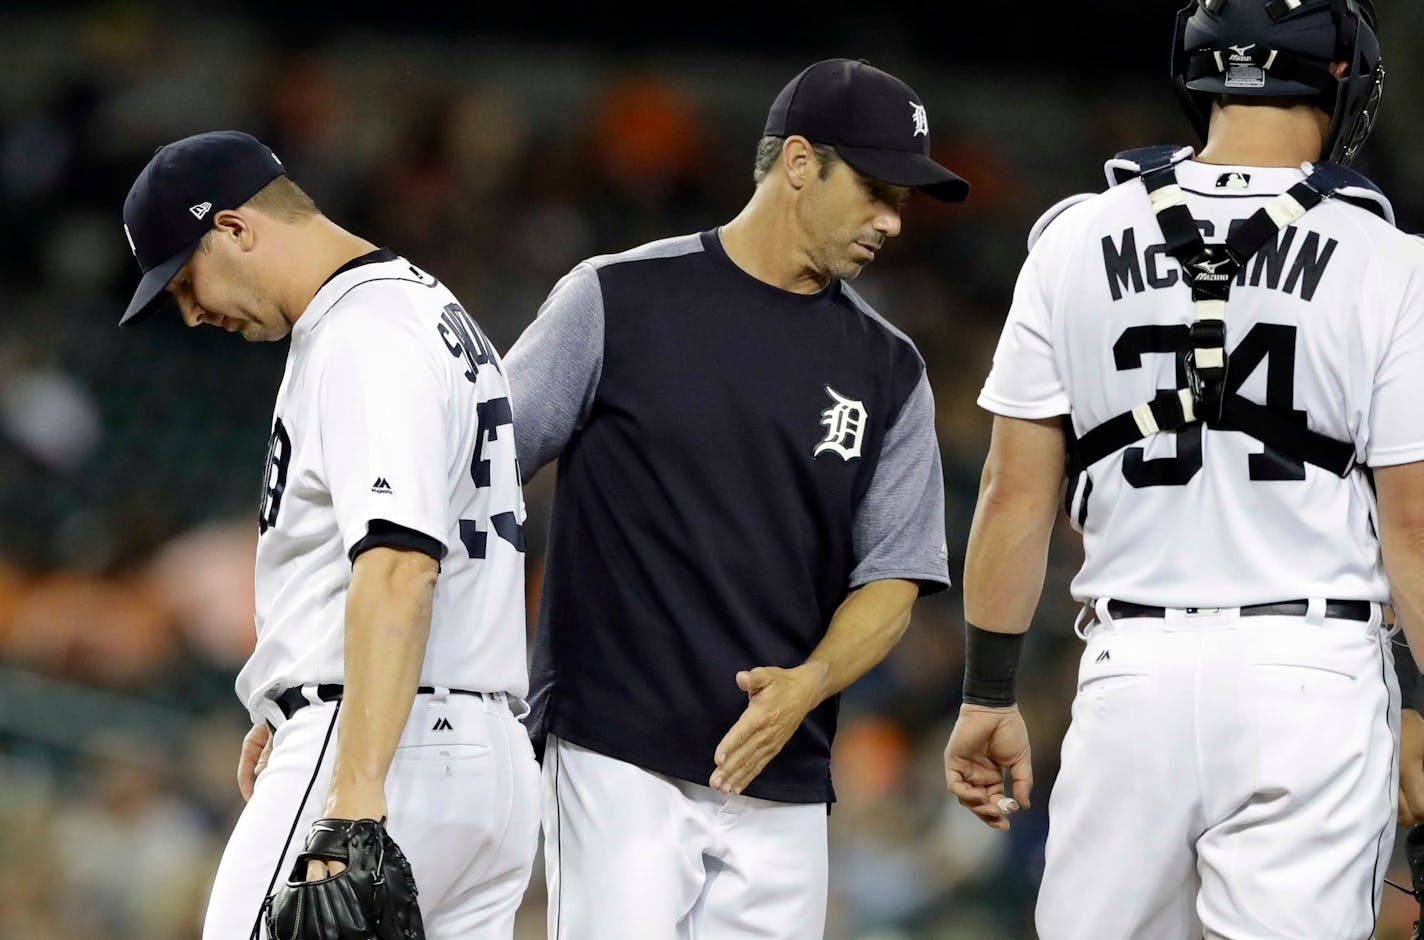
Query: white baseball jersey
xmin=981 ymin=159 xmax=1424 ymax=607
xmin=234 ymin=253 xmax=528 ymax=723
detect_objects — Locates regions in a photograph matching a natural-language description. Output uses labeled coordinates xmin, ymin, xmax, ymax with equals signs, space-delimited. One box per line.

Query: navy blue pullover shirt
xmin=505 ymin=229 xmax=950 ymax=803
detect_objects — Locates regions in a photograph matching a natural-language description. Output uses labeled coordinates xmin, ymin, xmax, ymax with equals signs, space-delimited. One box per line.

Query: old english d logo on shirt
xmin=814 ymin=386 xmax=867 ymax=461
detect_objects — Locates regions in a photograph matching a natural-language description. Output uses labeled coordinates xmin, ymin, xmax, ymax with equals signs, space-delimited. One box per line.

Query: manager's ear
xmin=781 ymin=136 xmax=817 ymax=192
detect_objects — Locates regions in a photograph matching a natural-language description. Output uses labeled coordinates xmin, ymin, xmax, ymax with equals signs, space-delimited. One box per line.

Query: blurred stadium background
xmin=1 ymin=2 xmax=1421 ymax=937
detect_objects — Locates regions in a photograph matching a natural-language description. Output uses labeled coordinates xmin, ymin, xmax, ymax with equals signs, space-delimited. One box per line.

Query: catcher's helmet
xmin=1171 ymin=0 xmax=1383 ymax=165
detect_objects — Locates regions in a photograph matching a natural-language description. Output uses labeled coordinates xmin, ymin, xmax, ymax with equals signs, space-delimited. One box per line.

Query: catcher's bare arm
xmin=961 ymin=416 xmax=1065 ymax=635
xmin=1376 ymin=462 xmax=1424 ymax=670
xmin=324 ymin=546 xmax=438 ymax=823
xmin=710 ymin=577 xmax=919 ymax=795
xmin=1376 ymin=462 xmax=1424 ymax=829
xmin=944 ymin=414 xmax=1065 ymax=830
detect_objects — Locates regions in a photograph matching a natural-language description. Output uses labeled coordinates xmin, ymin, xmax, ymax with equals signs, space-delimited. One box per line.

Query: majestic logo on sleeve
xmin=910 ymin=102 xmax=929 ymax=138
xmin=814 ymin=386 xmax=867 ymax=461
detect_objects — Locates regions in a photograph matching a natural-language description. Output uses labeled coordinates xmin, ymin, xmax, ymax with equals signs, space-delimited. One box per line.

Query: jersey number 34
xmin=1111 ymin=323 xmax=1305 ymax=487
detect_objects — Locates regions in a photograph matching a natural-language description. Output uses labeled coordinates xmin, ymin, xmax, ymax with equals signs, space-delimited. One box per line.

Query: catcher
xmin=945 ymin=0 xmax=1424 ymax=936
xmin=118 ymin=131 xmax=539 ymax=939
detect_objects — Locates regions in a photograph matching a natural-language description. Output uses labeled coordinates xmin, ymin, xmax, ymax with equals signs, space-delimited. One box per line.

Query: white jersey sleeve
xmin=1367 ymin=255 xmax=1424 ymax=467
xmin=978 ymin=212 xmax=1077 ymax=420
xmin=312 ymin=306 xmax=452 ymax=557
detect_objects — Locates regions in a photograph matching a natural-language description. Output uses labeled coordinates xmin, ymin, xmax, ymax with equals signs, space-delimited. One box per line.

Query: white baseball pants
xmin=1036 ymin=604 xmax=1399 ymax=940
xmin=202 ymin=689 xmax=540 ymax=940
xmin=543 ymin=734 xmax=828 ymax=940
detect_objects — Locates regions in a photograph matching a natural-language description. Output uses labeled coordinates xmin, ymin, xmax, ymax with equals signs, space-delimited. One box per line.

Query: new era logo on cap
xmin=189 ymin=202 xmax=212 ymax=219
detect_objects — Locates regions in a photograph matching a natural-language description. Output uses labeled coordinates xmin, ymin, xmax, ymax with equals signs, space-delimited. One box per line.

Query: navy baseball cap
xmin=764 ymin=59 xmax=969 ymax=203
xmin=120 ymin=131 xmax=286 ymax=326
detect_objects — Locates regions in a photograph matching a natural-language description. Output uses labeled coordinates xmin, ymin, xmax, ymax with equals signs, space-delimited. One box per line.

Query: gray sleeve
xmin=505 ymin=262 xmax=604 ymax=482
xmin=849 ymin=371 xmax=952 ymax=593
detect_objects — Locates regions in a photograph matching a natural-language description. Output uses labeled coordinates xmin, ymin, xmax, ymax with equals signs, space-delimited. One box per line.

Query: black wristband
xmin=963 ymin=623 xmax=1025 ymax=708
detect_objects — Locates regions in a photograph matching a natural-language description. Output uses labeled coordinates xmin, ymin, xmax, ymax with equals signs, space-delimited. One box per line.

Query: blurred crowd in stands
xmin=2 ymin=5 xmax=1423 ymax=938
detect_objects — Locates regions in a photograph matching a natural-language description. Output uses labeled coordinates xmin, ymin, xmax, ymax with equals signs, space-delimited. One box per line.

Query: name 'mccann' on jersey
xmin=981 ymin=152 xmax=1424 ymax=609
xmin=237 ymin=249 xmax=529 ymax=724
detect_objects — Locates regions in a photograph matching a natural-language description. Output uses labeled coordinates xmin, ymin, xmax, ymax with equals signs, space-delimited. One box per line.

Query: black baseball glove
xmin=264 ymin=817 xmax=425 ymax=940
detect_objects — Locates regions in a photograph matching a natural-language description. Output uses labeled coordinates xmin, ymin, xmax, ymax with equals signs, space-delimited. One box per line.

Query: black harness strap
xmin=1219 ymin=396 xmax=1356 ymax=477
xmin=1073 ymin=390 xmax=1195 ymax=476
xmin=1069 ymin=151 xmax=1365 ymax=479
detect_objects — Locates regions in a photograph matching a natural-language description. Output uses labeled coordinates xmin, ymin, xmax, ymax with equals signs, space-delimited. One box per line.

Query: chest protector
xmin=1067 ymin=144 xmax=1394 ymax=480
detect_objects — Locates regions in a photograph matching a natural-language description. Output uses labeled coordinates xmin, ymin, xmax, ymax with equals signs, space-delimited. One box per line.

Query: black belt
xmin=1105 ymin=599 xmax=1374 ymax=622
xmin=272 ymin=684 xmax=484 ymax=721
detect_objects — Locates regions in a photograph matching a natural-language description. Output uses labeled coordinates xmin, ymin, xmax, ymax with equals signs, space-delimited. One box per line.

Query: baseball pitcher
xmin=119 ymin=131 xmax=538 ymax=940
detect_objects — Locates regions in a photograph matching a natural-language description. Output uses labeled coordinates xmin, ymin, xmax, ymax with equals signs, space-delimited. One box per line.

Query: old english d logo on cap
xmin=910 ymin=102 xmax=929 ymax=137
xmin=120 ymin=131 xmax=285 ymax=326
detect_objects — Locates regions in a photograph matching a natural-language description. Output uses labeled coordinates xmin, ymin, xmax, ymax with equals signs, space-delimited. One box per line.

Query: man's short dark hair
xmin=243 ymin=176 xmax=321 ymax=222
xmin=197 ymin=176 xmax=321 ymax=251
xmin=752 ymin=136 xmax=840 ymax=185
